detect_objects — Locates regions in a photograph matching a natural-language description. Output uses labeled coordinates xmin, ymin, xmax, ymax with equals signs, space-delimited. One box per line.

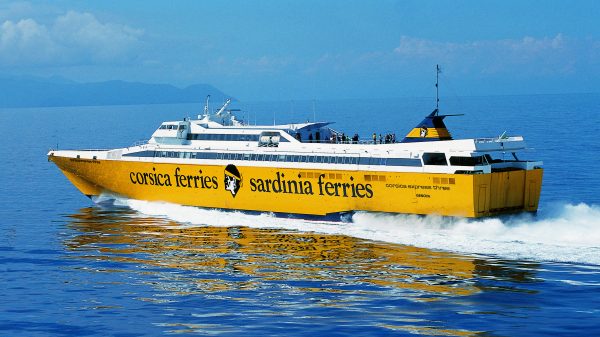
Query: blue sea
xmin=1 ymin=94 xmax=600 ymax=336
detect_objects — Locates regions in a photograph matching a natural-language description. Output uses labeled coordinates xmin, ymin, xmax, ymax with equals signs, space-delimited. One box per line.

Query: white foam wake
xmin=350 ymin=203 xmax=600 ymax=265
xmin=118 ymin=198 xmax=600 ymax=266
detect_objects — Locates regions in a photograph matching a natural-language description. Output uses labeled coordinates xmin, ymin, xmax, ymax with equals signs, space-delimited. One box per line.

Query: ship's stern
xmin=472 ymin=168 xmax=543 ymax=217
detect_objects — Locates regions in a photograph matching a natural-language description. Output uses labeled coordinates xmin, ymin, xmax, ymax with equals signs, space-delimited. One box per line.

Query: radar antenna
xmin=215 ymin=98 xmax=232 ymax=116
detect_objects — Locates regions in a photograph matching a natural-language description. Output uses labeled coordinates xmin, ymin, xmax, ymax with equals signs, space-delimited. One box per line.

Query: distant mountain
xmin=0 ymin=77 xmax=230 ymax=108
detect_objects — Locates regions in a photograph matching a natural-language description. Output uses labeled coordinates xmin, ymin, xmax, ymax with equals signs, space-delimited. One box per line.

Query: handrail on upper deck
xmin=131 ymin=139 xmax=150 ymax=147
xmin=474 ymin=136 xmax=524 ymax=143
xmin=299 ymin=138 xmax=391 ymax=145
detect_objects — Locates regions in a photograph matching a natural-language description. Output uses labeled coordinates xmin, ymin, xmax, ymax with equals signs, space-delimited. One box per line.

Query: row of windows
xmin=187 ymin=133 xmax=260 ymax=142
xmin=126 ymin=150 xmax=493 ymax=168
xmin=186 ymin=133 xmax=289 ymax=143
xmin=421 ymin=153 xmax=492 ymax=167
xmin=124 ymin=151 xmax=423 ymax=167
xmin=159 ymin=124 xmax=186 ymax=130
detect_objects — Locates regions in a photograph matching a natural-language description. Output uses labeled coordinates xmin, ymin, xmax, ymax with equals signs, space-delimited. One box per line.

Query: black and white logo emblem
xmin=224 ymin=164 xmax=242 ymax=197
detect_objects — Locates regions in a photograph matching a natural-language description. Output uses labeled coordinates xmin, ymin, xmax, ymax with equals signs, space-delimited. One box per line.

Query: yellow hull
xmin=49 ymin=156 xmax=543 ymax=218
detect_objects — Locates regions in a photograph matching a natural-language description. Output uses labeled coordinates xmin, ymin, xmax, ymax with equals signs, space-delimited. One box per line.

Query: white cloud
xmin=391 ymin=34 xmax=577 ymax=75
xmin=0 ymin=10 xmax=143 ymax=66
xmin=0 ymin=18 xmax=58 ymax=64
xmin=393 ymin=34 xmax=566 ymax=57
xmin=292 ymin=33 xmax=600 ymax=93
xmin=0 ymin=1 xmax=36 ymax=22
xmin=53 ymin=11 xmax=142 ymax=61
xmin=204 ymin=34 xmax=596 ymax=83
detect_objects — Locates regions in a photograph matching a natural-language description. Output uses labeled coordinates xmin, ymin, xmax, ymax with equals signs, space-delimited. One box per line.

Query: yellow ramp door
xmin=490 ymin=171 xmax=525 ymax=211
xmin=477 ymin=185 xmax=487 ymax=213
xmin=528 ymin=181 xmax=538 ymax=208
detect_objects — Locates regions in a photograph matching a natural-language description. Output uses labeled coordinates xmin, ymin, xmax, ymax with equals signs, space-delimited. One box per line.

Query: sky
xmin=0 ymin=0 xmax=599 ymax=101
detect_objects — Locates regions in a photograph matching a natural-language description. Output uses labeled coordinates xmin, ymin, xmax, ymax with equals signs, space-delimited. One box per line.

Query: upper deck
xmin=48 ymin=112 xmax=541 ymax=176
xmin=47 ymin=95 xmax=542 ymax=174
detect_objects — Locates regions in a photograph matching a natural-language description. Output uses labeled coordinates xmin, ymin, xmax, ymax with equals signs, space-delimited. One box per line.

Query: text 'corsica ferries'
xmin=48 ymin=95 xmax=543 ymax=219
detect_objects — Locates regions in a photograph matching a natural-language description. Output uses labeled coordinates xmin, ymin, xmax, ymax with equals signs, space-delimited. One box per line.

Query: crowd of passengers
xmin=296 ymin=132 xmax=397 ymax=144
xmin=373 ymin=133 xmax=397 ymax=144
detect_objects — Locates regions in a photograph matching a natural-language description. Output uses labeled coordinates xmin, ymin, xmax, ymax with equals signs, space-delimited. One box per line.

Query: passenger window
xmin=258 ymin=131 xmax=281 ymax=147
xmin=449 ymin=156 xmax=485 ymax=166
xmin=423 ymin=153 xmax=448 ymax=166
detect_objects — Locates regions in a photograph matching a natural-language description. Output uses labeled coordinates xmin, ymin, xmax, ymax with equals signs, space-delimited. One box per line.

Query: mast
xmin=204 ymin=95 xmax=210 ymax=116
xmin=435 ymin=64 xmax=441 ymax=115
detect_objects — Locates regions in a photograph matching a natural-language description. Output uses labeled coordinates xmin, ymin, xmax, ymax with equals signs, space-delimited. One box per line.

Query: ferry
xmin=48 ymin=89 xmax=543 ymax=219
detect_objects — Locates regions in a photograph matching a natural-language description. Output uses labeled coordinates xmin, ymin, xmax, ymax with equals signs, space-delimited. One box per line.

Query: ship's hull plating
xmin=49 ymin=156 xmax=543 ymax=218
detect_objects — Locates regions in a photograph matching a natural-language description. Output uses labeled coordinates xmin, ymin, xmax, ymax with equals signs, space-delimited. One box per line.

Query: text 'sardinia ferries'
xmin=48 ymin=95 xmax=543 ymax=218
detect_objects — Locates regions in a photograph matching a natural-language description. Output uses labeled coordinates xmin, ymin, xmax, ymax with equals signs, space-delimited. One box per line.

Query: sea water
xmin=1 ymin=94 xmax=599 ymax=336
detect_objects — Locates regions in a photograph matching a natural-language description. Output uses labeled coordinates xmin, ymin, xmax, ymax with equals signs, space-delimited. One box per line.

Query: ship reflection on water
xmin=62 ymin=206 xmax=540 ymax=336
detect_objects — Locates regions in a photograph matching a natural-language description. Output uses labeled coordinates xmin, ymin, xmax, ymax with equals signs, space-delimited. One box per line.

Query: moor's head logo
xmin=224 ymin=164 xmax=242 ymax=197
